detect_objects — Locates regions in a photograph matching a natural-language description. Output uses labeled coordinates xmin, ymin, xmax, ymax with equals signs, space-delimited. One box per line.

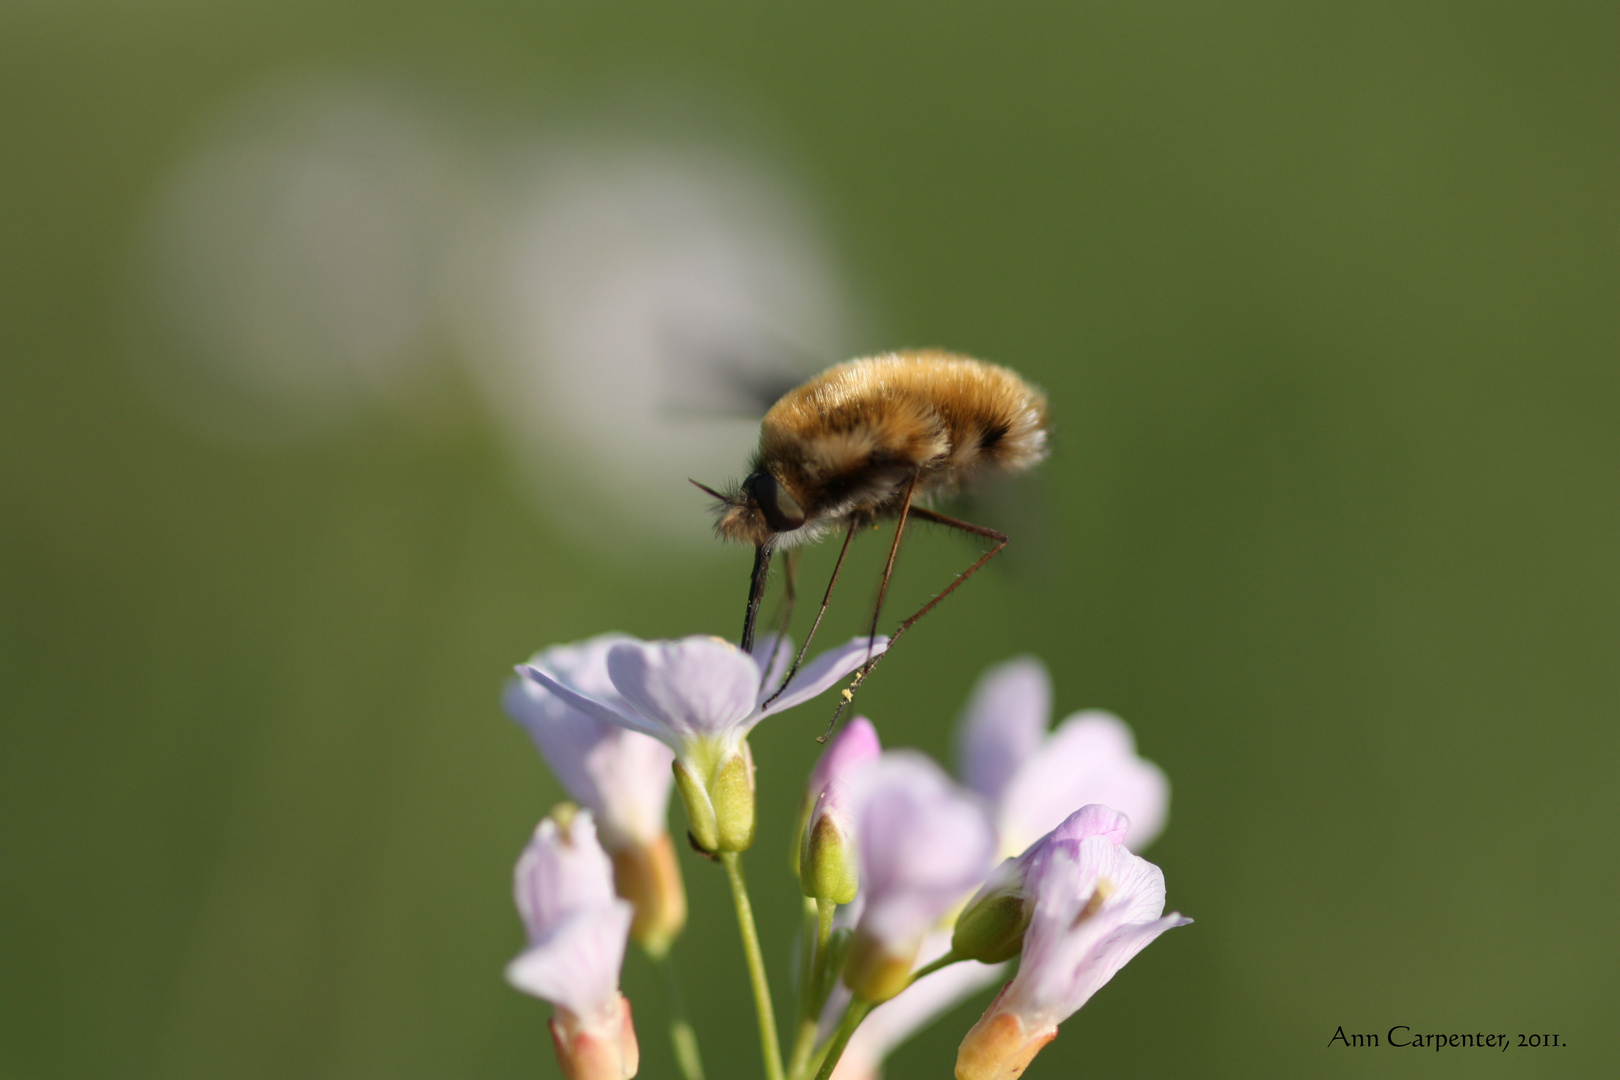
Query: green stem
xmin=720 ymin=851 xmax=785 ymax=1080
xmin=787 ymin=898 xmax=822 ymax=1080
xmin=787 ymin=898 xmax=841 ymax=1078
xmin=816 ymin=898 xmax=836 ymax=957
xmin=786 ymin=1017 xmax=820 ymax=1080
xmin=906 ymin=949 xmax=962 ymax=986
xmin=650 ymin=950 xmax=705 ymax=1080
xmin=797 ymin=949 xmax=966 ymax=1080
xmin=811 ymin=997 xmax=873 ymax=1080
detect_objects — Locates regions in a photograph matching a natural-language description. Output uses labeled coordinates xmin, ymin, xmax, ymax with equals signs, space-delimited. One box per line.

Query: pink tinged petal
xmin=808 ymin=715 xmax=882 ymax=798
xmin=607 ymin=636 xmax=761 ymax=743
xmin=760 ymin=636 xmax=889 ymax=716
xmin=956 ymin=657 xmax=1051 ymax=803
xmin=849 ymin=752 xmax=998 ymax=949
xmin=574 ymin=726 xmax=676 ymax=849
xmin=1048 ymin=804 xmax=1131 ymax=846
xmin=506 ymin=902 xmax=634 ymax=1017
xmin=834 ymin=931 xmax=1006 ymax=1077
xmin=998 ymin=710 xmax=1170 ymax=854
xmin=513 ymin=812 xmax=619 ymax=939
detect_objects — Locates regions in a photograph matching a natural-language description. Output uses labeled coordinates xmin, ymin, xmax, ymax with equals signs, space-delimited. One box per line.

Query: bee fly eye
xmin=747 ymin=472 xmax=805 ymax=532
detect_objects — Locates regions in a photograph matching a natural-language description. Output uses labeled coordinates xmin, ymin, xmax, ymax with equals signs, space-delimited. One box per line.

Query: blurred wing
xmin=655 ymin=317 xmax=822 ymax=418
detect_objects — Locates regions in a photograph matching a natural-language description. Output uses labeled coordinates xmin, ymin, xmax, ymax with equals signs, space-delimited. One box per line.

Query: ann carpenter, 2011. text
xmin=1327 ymin=1026 xmax=1565 ymax=1050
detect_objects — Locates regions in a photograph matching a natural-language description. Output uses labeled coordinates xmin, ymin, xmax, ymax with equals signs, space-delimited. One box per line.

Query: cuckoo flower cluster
xmin=501 ymin=634 xmax=1188 ymax=1080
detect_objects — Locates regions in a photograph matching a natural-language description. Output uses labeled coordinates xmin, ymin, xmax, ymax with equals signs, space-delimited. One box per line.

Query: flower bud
xmin=610 ymin=832 xmax=687 ymax=959
xmin=949 ymin=865 xmax=1031 ymax=965
xmin=672 ymin=741 xmax=756 ymax=853
xmin=952 ymin=804 xmax=1131 ymax=963
xmin=800 ymin=781 xmax=859 ymax=904
xmin=842 ymin=928 xmax=918 ymax=1003
xmin=711 ymin=743 xmax=757 ymax=852
xmin=954 ymin=996 xmax=1054 ymax=1080
xmin=549 ymin=992 xmax=640 ymax=1080
xmin=672 ymin=759 xmax=719 ymax=852
xmin=794 ymin=717 xmax=880 ymax=880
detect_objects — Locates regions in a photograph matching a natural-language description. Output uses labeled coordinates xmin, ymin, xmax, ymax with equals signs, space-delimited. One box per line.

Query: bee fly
xmin=693 ymin=350 xmax=1049 ymax=737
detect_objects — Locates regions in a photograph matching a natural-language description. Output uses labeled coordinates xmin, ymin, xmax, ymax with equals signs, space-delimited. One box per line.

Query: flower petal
xmin=513 ymin=811 xmax=619 ymax=940
xmin=505 ymin=640 xmax=676 ymax=849
xmin=518 ymin=664 xmax=668 ymax=743
xmin=761 ymin=636 xmax=889 ymax=717
xmin=1048 ymin=804 xmax=1131 ymax=847
xmin=751 ymin=632 xmax=793 ymax=692
xmin=807 ymin=715 xmax=882 ymax=799
xmin=849 ymin=751 xmax=998 ymax=949
xmin=1009 ymin=837 xmax=1187 ymax=1026
xmin=506 ymin=902 xmax=634 ymax=1017
xmin=956 ymin=657 xmax=1051 ymax=804
xmin=998 ymin=710 xmax=1169 ymax=853
xmin=606 ymin=637 xmax=761 ymax=744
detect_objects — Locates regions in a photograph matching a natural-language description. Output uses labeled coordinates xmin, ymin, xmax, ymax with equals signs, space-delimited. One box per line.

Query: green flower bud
xmin=672 ymin=759 xmax=719 ymax=853
xmin=711 ymin=744 xmax=757 ymax=853
xmin=799 ymin=786 xmax=859 ymax=904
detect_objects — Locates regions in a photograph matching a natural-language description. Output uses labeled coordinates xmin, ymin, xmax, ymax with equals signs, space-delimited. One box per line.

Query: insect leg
xmin=761 ymin=520 xmax=857 ymax=708
xmin=820 ymin=506 xmax=1009 ymax=741
xmin=757 ymin=549 xmax=801 ymax=694
xmin=740 ymin=540 xmax=774 ymax=654
xmin=774 ymin=548 xmax=800 ymax=639
xmin=865 ymin=472 xmax=920 ymax=661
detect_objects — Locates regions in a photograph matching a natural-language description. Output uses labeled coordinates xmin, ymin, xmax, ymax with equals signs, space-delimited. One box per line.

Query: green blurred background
xmin=2 ymin=3 xmax=1614 ymax=1078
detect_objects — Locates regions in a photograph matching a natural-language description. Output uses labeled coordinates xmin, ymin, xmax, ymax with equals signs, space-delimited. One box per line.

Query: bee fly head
xmin=693 ymin=474 xmax=804 ymax=545
xmin=743 ymin=471 xmax=806 ymax=533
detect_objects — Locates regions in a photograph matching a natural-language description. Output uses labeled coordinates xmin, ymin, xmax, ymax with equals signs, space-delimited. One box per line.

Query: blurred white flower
xmin=451 ymin=140 xmax=857 ymax=552
xmin=137 ymin=74 xmax=460 ymax=442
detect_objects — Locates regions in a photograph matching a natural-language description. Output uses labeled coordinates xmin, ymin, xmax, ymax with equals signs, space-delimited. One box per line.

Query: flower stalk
xmin=720 ymin=851 xmax=785 ymax=1080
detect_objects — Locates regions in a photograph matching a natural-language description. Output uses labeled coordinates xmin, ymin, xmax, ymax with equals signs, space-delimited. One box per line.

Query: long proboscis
xmin=740 ymin=541 xmax=774 ymax=653
xmin=691 ymin=479 xmax=775 ymax=654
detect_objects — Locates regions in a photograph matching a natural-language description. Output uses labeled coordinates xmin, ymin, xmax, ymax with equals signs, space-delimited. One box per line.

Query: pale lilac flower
xmin=504 ymin=634 xmax=675 ymax=851
xmin=505 ymin=809 xmax=640 ymax=1080
xmin=798 ymin=716 xmax=881 ymax=902
xmin=957 ymin=656 xmax=1168 ymax=856
xmin=955 ymin=805 xmax=1189 ymax=1080
xmin=841 ymin=752 xmax=997 ymax=1001
xmin=506 ymin=634 xmax=688 ymax=955
xmin=521 ymin=633 xmax=882 ymax=852
xmin=951 ymin=804 xmax=1130 ymax=964
xmin=521 ymin=632 xmax=880 ymax=763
